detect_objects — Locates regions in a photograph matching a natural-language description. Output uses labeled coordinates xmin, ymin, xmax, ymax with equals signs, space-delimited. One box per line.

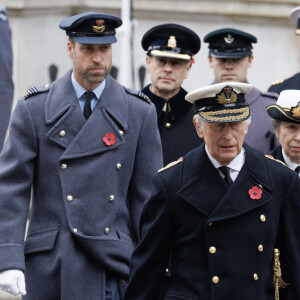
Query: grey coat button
xmin=59 ymin=130 xmax=66 ymax=137
xmin=67 ymin=195 xmax=73 ymax=202
xmin=61 ymin=163 xmax=67 ymax=170
xmin=116 ymin=163 xmax=122 ymax=170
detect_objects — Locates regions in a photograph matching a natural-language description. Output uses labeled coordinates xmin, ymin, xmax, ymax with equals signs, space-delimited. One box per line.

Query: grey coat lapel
xmin=45 ymin=73 xmax=127 ymax=159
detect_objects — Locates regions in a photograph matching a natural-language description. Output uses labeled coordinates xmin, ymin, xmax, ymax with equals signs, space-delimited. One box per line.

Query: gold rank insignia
xmin=92 ymin=19 xmax=105 ymax=33
xmin=167 ymin=36 xmax=177 ymax=48
xmin=271 ymin=78 xmax=285 ymax=86
xmin=217 ymin=85 xmax=237 ymax=104
xmin=158 ymin=157 xmax=183 ymax=173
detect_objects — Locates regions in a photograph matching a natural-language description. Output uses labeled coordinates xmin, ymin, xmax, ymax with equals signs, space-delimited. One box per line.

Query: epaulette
xmin=271 ymin=78 xmax=286 ymax=86
xmin=158 ymin=157 xmax=183 ymax=173
xmin=124 ymin=87 xmax=151 ymax=104
xmin=265 ymin=154 xmax=288 ymax=167
xmin=260 ymin=91 xmax=278 ymax=100
xmin=22 ymin=84 xmax=50 ymax=100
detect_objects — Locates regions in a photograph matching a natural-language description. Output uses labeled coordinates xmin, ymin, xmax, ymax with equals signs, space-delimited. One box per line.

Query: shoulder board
xmin=265 ymin=154 xmax=288 ymax=167
xmin=271 ymin=78 xmax=287 ymax=86
xmin=260 ymin=91 xmax=278 ymax=99
xmin=158 ymin=157 xmax=183 ymax=173
xmin=22 ymin=84 xmax=50 ymax=100
xmin=124 ymin=87 xmax=151 ymax=104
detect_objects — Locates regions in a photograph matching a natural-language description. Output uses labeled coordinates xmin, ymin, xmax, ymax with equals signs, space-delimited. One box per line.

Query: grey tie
xmin=219 ymin=166 xmax=233 ymax=185
xmin=83 ymin=91 xmax=95 ymax=120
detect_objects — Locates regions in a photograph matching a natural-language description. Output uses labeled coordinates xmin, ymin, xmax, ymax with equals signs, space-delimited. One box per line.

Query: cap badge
xmin=291 ymin=102 xmax=300 ymax=118
xmin=216 ymin=85 xmax=237 ymax=104
xmin=224 ymin=34 xmax=234 ymax=44
xmin=167 ymin=36 xmax=177 ymax=48
xmin=92 ymin=19 xmax=105 ymax=33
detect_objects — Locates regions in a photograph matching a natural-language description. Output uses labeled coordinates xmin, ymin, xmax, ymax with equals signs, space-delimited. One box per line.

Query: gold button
xmin=109 ymin=195 xmax=115 ymax=202
xmin=212 ymin=276 xmax=219 ymax=284
xmin=104 ymin=227 xmax=110 ymax=234
xmin=260 ymin=215 xmax=266 ymax=222
xmin=165 ymin=268 xmax=169 ymax=273
xmin=258 ymin=245 xmax=264 ymax=252
xmin=67 ymin=195 xmax=73 ymax=202
xmin=73 ymin=228 xmax=78 ymax=233
xmin=253 ymin=273 xmax=258 ymax=281
xmin=59 ymin=130 xmax=66 ymax=137
xmin=165 ymin=123 xmax=171 ymax=128
xmin=116 ymin=163 xmax=122 ymax=170
xmin=119 ymin=130 xmax=124 ymax=136
xmin=209 ymin=246 xmax=216 ymax=254
xmin=208 ymin=222 xmax=213 ymax=227
xmin=61 ymin=163 xmax=67 ymax=170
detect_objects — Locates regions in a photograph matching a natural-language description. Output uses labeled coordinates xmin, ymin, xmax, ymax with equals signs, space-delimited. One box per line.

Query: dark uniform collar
xmin=142 ymin=85 xmax=193 ymax=120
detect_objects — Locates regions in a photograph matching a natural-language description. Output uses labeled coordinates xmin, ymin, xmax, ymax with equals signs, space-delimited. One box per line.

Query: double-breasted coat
xmin=0 ymin=6 xmax=13 ymax=151
xmin=124 ymin=143 xmax=300 ymax=300
xmin=142 ymin=85 xmax=203 ymax=165
xmin=0 ymin=71 xmax=163 ymax=299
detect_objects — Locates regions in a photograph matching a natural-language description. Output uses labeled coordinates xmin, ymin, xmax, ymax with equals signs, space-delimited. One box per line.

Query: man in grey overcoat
xmin=0 ymin=6 xmax=13 ymax=151
xmin=0 ymin=12 xmax=162 ymax=300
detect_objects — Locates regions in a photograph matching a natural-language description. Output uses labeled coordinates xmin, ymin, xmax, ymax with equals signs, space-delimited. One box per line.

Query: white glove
xmin=0 ymin=270 xmax=26 ymax=296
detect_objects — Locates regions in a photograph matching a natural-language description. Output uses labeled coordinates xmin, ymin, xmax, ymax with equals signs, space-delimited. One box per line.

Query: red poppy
xmin=248 ymin=186 xmax=263 ymax=200
xmin=103 ymin=133 xmax=116 ymax=146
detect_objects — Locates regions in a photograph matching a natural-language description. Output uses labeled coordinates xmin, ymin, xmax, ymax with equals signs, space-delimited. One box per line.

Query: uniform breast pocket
xmin=24 ymin=227 xmax=59 ymax=256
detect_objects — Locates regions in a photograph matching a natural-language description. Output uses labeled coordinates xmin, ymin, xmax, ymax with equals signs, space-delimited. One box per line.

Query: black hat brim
xmin=266 ymin=104 xmax=300 ymax=124
xmin=210 ymin=49 xmax=251 ymax=58
xmin=73 ymin=35 xmax=117 ymax=45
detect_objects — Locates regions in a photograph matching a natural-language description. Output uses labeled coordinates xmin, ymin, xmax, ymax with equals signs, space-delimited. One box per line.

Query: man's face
xmin=68 ymin=41 xmax=112 ymax=90
xmin=194 ymin=119 xmax=249 ymax=165
xmin=146 ymin=56 xmax=191 ymax=100
xmin=208 ymin=56 xmax=253 ymax=83
xmin=276 ymin=121 xmax=300 ymax=164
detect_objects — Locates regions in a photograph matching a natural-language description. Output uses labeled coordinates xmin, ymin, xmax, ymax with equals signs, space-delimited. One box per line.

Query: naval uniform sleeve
xmin=276 ymin=174 xmax=300 ymax=299
xmin=128 ymin=103 xmax=163 ymax=243
xmin=124 ymin=174 xmax=172 ymax=300
xmin=0 ymin=99 xmax=38 ymax=272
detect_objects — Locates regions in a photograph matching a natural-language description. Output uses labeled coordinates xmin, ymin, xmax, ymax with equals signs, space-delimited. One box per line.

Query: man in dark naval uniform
xmin=141 ymin=23 xmax=202 ymax=165
xmin=266 ymin=89 xmax=300 ymax=177
xmin=124 ymin=82 xmax=300 ymax=300
xmin=268 ymin=7 xmax=300 ymax=94
xmin=204 ymin=28 xmax=278 ymax=153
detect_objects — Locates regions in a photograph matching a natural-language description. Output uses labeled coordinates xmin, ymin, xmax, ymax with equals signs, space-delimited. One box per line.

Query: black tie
xmin=295 ymin=166 xmax=300 ymax=174
xmin=83 ymin=91 xmax=95 ymax=120
xmin=219 ymin=166 xmax=233 ymax=185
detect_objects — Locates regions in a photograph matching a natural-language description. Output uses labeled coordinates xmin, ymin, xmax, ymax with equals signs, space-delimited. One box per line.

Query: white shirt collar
xmin=205 ymin=145 xmax=245 ymax=171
